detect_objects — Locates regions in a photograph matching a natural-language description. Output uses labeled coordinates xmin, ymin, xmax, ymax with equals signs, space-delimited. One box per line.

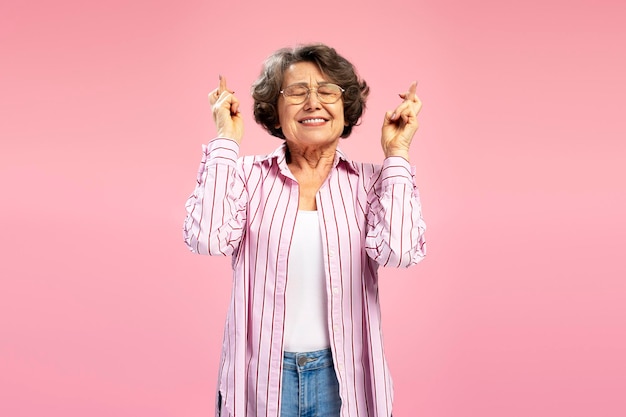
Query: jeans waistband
xmin=283 ymin=347 xmax=333 ymax=371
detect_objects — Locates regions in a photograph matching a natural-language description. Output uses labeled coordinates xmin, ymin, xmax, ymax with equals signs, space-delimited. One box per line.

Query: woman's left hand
xmin=381 ymin=81 xmax=422 ymax=160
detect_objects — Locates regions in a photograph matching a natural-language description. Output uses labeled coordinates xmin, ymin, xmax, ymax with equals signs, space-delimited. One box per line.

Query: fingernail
xmin=391 ymin=112 xmax=396 ymax=120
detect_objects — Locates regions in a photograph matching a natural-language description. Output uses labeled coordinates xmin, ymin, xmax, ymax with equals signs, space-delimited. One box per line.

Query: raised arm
xmin=365 ymin=82 xmax=426 ymax=267
xmin=183 ymin=77 xmax=248 ymax=256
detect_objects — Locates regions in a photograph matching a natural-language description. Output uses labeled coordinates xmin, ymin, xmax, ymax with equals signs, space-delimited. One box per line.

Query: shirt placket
xmin=318 ymin=189 xmax=347 ymax=383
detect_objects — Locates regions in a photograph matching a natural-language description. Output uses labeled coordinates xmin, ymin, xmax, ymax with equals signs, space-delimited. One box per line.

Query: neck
xmin=285 ymin=141 xmax=337 ymax=172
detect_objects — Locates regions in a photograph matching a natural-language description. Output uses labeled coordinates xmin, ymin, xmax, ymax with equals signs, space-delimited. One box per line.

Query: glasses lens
xmin=283 ymin=85 xmax=308 ymax=103
xmin=282 ymin=84 xmax=343 ymax=104
xmin=317 ymin=84 xmax=342 ymax=103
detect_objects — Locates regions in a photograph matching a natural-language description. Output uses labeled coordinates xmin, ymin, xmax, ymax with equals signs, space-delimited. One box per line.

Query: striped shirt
xmin=183 ymin=138 xmax=426 ymax=417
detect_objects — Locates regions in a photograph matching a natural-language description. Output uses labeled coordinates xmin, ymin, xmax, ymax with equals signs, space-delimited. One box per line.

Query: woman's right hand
xmin=208 ymin=75 xmax=243 ymax=143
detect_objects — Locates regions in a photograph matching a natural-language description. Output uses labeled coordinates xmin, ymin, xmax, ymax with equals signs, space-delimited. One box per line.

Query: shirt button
xmin=329 ymin=250 xmax=335 ymax=257
xmin=332 ymin=287 xmax=339 ymax=295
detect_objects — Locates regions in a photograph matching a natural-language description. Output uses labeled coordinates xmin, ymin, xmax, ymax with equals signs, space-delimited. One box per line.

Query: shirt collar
xmin=255 ymin=142 xmax=359 ymax=175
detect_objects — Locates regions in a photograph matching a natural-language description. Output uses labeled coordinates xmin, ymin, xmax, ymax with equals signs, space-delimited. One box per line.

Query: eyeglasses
xmin=280 ymin=83 xmax=345 ymax=104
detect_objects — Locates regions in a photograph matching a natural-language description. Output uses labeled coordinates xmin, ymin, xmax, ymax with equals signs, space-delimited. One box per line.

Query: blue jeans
xmin=281 ymin=348 xmax=341 ymax=417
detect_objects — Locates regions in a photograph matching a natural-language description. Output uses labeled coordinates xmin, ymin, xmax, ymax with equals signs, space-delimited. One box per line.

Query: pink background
xmin=2 ymin=0 xmax=625 ymax=416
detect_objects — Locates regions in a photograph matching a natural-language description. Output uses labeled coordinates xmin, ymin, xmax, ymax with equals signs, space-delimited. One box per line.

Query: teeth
xmin=301 ymin=118 xmax=325 ymax=124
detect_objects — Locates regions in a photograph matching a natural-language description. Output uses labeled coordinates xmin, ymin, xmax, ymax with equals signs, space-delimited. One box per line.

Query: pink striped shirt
xmin=183 ymin=138 xmax=426 ymax=417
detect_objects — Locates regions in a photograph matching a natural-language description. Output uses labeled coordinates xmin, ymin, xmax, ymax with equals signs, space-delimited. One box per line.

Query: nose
xmin=303 ymin=88 xmax=321 ymax=109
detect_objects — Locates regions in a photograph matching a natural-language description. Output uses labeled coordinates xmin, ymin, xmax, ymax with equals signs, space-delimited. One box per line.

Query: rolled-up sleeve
xmin=183 ymin=138 xmax=247 ymax=256
xmin=365 ymin=156 xmax=427 ymax=268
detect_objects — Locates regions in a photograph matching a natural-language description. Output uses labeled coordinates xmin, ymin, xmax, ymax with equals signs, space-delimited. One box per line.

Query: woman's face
xmin=277 ymin=62 xmax=346 ymax=148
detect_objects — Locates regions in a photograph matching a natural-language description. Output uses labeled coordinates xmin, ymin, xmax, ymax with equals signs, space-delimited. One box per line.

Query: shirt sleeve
xmin=365 ymin=156 xmax=427 ymax=268
xmin=183 ymin=138 xmax=247 ymax=256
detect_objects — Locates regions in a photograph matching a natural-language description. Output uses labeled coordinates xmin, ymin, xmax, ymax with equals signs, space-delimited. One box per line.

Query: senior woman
xmin=183 ymin=43 xmax=426 ymax=417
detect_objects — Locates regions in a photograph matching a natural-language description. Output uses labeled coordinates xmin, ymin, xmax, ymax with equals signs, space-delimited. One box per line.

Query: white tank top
xmin=283 ymin=211 xmax=330 ymax=352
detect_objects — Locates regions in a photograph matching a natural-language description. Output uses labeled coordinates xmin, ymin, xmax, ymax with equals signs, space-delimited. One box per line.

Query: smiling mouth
xmin=299 ymin=118 xmax=327 ymax=124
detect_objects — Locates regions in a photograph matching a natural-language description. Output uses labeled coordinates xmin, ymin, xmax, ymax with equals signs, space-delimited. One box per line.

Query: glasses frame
xmin=279 ymin=83 xmax=345 ymax=105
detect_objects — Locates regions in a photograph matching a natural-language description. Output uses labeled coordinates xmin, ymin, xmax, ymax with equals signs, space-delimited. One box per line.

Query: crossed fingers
xmin=209 ymin=75 xmax=238 ymax=114
xmin=390 ymin=81 xmax=421 ymax=122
